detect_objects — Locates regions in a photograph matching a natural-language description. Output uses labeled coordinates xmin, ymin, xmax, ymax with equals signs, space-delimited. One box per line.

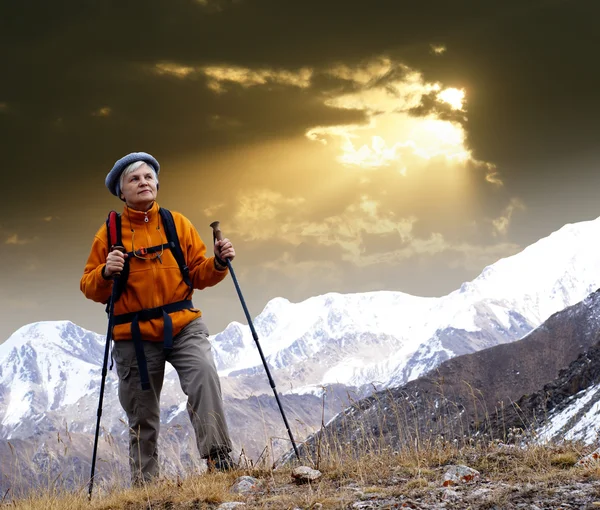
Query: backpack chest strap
xmin=126 ymin=242 xmax=175 ymax=259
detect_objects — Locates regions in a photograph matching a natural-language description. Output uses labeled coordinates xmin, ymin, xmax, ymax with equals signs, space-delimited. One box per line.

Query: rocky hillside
xmin=287 ymin=288 xmax=600 ymax=462
xmin=498 ymin=341 xmax=600 ymax=443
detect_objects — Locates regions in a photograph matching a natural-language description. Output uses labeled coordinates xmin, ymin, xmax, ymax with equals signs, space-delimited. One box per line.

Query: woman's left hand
xmin=215 ymin=238 xmax=235 ymax=262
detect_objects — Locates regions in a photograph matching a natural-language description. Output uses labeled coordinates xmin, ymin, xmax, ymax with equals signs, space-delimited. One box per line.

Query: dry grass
xmin=2 ymin=439 xmax=600 ymax=509
xmin=2 ymin=387 xmax=600 ymax=509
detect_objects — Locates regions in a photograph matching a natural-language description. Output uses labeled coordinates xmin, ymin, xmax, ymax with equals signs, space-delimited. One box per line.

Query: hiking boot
xmin=206 ymin=449 xmax=236 ymax=472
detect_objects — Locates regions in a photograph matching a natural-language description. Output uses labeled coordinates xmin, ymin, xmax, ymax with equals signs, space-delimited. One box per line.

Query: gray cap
xmin=105 ymin=152 xmax=160 ymax=197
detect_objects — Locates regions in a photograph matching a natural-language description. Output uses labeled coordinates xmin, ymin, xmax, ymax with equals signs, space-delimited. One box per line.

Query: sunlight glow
xmin=437 ymin=88 xmax=465 ymax=110
xmin=306 ymin=63 xmax=471 ymax=169
xmin=339 ymin=136 xmax=401 ymax=168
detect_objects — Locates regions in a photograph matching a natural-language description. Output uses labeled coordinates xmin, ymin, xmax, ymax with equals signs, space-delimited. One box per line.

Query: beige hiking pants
xmin=112 ymin=316 xmax=232 ymax=485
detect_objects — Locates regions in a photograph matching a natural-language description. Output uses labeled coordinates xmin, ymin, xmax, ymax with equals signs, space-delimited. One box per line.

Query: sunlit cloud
xmin=91 ymin=107 xmax=112 ymax=117
xmin=203 ymin=203 xmax=226 ymax=217
xmin=230 ymin=189 xmax=306 ymax=241
xmin=5 ymin=234 xmax=37 ymax=245
xmin=297 ymin=195 xmax=417 ymax=257
xmin=203 ymin=65 xmax=313 ymax=93
xmin=492 ymin=198 xmax=526 ymax=236
xmin=339 ymin=135 xmax=401 ymax=168
xmin=327 ymin=57 xmax=394 ymax=85
xmin=484 ymin=164 xmax=504 ymax=186
xmin=324 ymin=66 xmax=439 ymax=112
xmin=309 ymin=115 xmax=470 ymax=169
xmin=228 ymin=188 xmax=521 ymax=273
xmin=154 ymin=62 xmax=196 ymax=78
xmin=153 ymin=61 xmax=314 ymax=92
xmin=430 ymin=44 xmax=447 ymax=55
xmin=228 ymin=189 xmax=418 ymax=264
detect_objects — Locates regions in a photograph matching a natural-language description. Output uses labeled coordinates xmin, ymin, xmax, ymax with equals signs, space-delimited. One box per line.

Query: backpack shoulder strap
xmin=105 ymin=210 xmax=128 ymax=305
xmin=106 ymin=210 xmax=122 ymax=248
xmin=159 ymin=208 xmax=193 ymax=294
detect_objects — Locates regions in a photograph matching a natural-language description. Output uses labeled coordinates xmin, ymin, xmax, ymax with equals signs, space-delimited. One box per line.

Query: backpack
xmin=105 ymin=207 xmax=192 ymax=303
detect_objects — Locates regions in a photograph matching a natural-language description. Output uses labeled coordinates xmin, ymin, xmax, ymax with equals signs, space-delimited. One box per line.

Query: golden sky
xmin=1 ymin=0 xmax=599 ymax=340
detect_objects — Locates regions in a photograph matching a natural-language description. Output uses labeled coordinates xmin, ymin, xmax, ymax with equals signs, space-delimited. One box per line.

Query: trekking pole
xmin=210 ymin=221 xmax=300 ymax=461
xmin=88 ymin=248 xmax=123 ymax=499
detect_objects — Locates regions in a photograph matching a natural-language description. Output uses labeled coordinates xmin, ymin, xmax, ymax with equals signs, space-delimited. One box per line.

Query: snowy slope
xmin=537 ymin=383 xmax=600 ymax=444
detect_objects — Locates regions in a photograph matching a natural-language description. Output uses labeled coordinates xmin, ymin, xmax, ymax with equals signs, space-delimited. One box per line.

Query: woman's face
xmin=119 ymin=164 xmax=158 ymax=210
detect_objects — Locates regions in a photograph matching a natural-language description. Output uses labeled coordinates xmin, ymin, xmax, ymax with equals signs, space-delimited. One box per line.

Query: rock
xmin=217 ymin=503 xmax=246 ymax=509
xmin=291 ymin=466 xmax=322 ymax=483
xmin=442 ymin=488 xmax=460 ymax=500
xmin=442 ymin=465 xmax=480 ymax=487
xmin=576 ymin=448 xmax=600 ymax=468
xmin=465 ymin=487 xmax=493 ymax=502
xmin=230 ymin=476 xmax=262 ymax=494
xmin=352 ymin=499 xmax=402 ymax=509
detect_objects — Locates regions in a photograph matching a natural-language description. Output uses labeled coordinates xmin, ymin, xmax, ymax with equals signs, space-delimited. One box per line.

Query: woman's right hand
xmin=103 ymin=249 xmax=127 ymax=278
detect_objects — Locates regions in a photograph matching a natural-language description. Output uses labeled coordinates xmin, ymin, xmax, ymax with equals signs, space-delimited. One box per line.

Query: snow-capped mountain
xmin=0 ymin=321 xmax=190 ymax=441
xmin=0 ymin=321 xmax=106 ymax=438
xmin=212 ymin=216 xmax=600 ymax=395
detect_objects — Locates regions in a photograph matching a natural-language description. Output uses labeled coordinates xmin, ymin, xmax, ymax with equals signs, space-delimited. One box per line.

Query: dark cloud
xmin=4 ymin=1 xmax=597 ymax=184
xmin=1 ymin=0 xmax=599 ymax=340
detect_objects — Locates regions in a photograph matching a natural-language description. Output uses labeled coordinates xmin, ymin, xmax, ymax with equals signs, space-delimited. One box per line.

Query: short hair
xmin=118 ymin=161 xmax=159 ymax=196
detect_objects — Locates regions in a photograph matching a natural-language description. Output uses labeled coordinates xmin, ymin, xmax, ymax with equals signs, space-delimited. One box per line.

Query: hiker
xmin=80 ymin=152 xmax=235 ymax=485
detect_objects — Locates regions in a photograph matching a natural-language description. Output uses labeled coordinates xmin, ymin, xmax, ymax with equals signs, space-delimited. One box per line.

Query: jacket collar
xmin=122 ymin=201 xmax=160 ymax=228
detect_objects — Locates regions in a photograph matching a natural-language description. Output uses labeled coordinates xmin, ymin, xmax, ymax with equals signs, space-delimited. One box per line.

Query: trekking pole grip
xmin=109 ymin=245 xmax=126 ymax=279
xmin=210 ymin=221 xmax=224 ymax=243
xmin=210 ymin=221 xmax=230 ymax=268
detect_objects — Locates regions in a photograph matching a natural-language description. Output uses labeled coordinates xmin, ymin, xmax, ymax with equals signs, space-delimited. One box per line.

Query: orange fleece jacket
xmin=80 ymin=202 xmax=228 ymax=341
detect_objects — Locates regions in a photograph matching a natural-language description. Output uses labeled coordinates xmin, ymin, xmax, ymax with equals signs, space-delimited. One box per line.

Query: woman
xmin=81 ymin=152 xmax=235 ymax=485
